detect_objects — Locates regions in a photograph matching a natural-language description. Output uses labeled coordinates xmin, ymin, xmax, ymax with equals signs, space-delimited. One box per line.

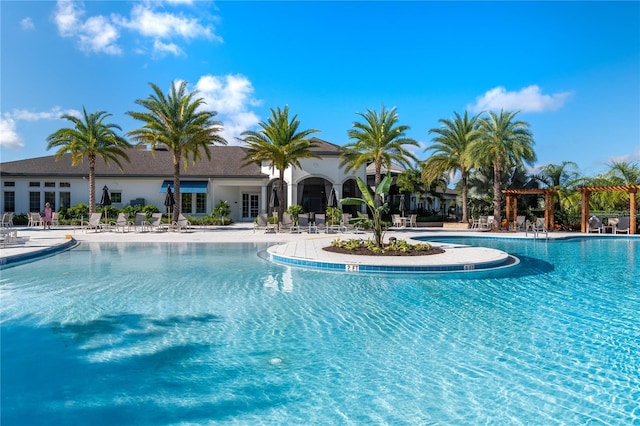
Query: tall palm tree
xmin=47 ymin=107 xmax=131 ymax=214
xmin=533 ymin=161 xmax=584 ymax=212
xmin=241 ymin=106 xmax=319 ymax=222
xmin=424 ymin=110 xmax=481 ymax=223
xmin=471 ymin=110 xmax=536 ymax=229
xmin=342 ymin=106 xmax=419 ymax=205
xmin=606 ymin=160 xmax=640 ymax=185
xmin=127 ymin=81 xmax=226 ymax=221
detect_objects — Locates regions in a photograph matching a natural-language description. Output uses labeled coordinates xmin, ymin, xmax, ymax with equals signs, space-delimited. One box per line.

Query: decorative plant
xmin=341 ymin=174 xmax=392 ymax=248
xmin=286 ymin=204 xmax=304 ymax=224
xmin=212 ymin=200 xmax=231 ymax=224
xmin=326 ymin=206 xmax=342 ymax=226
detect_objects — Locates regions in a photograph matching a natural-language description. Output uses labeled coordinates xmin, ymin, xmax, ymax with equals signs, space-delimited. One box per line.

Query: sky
xmin=1 ymin=0 xmax=639 ymax=179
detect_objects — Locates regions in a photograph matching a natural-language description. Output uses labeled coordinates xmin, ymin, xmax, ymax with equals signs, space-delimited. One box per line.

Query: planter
xmin=443 ymin=222 xmax=471 ymax=229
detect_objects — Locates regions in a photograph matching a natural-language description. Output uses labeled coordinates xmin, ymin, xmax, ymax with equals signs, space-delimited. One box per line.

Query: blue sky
xmin=1 ymin=0 xmax=639 ymax=179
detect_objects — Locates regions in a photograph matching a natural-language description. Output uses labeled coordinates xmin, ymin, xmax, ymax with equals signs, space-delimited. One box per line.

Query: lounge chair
xmin=148 ymin=212 xmax=167 ymax=232
xmin=254 ymin=213 xmax=276 ymax=233
xmin=51 ymin=212 xmax=60 ymax=227
xmin=392 ymin=214 xmax=403 ymax=228
xmin=110 ymin=213 xmax=129 ymax=232
xmin=278 ymin=213 xmax=297 ymax=233
xmin=615 ymin=216 xmax=630 ymax=234
xmin=173 ymin=213 xmax=192 ymax=232
xmin=587 ymin=216 xmax=603 ymax=233
xmin=314 ymin=214 xmax=327 ymax=233
xmin=85 ymin=212 xmax=107 ymax=232
xmin=131 ymin=212 xmax=149 ymax=232
xmin=28 ymin=212 xmax=43 ymax=228
xmin=408 ymin=214 xmax=417 ymax=228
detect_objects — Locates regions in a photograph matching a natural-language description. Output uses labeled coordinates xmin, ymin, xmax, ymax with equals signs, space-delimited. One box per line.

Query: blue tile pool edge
xmin=0 ymin=238 xmax=79 ymax=269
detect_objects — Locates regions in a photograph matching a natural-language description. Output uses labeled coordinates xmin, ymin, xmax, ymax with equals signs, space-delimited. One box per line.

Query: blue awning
xmin=160 ymin=180 xmax=208 ymax=193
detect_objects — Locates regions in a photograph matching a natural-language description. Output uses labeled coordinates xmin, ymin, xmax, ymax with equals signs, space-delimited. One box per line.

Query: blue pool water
xmin=1 ymin=238 xmax=639 ymax=425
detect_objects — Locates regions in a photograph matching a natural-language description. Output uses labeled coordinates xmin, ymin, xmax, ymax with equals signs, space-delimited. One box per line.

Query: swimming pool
xmin=1 ymin=238 xmax=639 ymax=424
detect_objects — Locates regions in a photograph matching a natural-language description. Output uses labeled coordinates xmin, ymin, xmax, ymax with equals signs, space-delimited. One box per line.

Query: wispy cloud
xmin=0 ymin=107 xmax=81 ymax=150
xmin=53 ymin=0 xmax=220 ymax=57
xmin=194 ymin=74 xmax=261 ymax=145
xmin=20 ymin=17 xmax=35 ymax=31
xmin=468 ymin=85 xmax=573 ymax=113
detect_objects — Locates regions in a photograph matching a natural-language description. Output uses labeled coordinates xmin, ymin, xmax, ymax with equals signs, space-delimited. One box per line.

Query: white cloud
xmin=20 ymin=17 xmax=35 ymax=30
xmin=468 ymin=85 xmax=573 ymax=113
xmin=194 ymin=74 xmax=261 ymax=144
xmin=10 ymin=107 xmax=81 ymax=121
xmin=0 ymin=117 xmax=25 ymax=150
xmin=53 ymin=1 xmax=220 ymax=57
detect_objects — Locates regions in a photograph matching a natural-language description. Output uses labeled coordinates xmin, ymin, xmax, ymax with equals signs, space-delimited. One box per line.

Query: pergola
xmin=502 ymin=188 xmax=558 ymax=230
xmin=577 ymin=185 xmax=639 ymax=234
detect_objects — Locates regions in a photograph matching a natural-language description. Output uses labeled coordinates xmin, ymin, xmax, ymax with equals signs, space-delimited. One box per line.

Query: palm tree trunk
xmin=278 ymin=169 xmax=285 ymax=224
xmin=374 ymin=161 xmax=382 ymax=206
xmin=461 ymin=169 xmax=469 ymax=224
xmin=89 ymin=155 xmax=96 ymax=214
xmin=173 ymin=153 xmax=181 ymax=222
xmin=493 ymin=161 xmax=502 ymax=230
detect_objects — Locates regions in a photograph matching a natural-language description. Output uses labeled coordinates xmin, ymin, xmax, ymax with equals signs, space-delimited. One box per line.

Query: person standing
xmin=42 ymin=202 xmax=53 ymax=230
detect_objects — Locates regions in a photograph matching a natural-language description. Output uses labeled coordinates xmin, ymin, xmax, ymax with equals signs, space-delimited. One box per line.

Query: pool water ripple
xmin=1 ymin=239 xmax=639 ymax=424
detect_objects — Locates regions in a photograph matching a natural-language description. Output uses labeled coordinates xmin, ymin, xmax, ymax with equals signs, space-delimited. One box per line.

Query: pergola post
xmin=580 ymin=190 xmax=590 ymax=233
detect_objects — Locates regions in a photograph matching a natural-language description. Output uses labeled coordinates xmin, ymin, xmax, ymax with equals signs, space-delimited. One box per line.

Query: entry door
xmin=242 ymin=193 xmax=259 ymax=219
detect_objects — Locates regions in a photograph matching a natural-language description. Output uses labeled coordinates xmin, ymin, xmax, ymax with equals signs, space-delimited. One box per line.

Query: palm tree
xmin=127 ymin=81 xmax=226 ymax=221
xmin=533 ymin=161 xmax=584 ymax=213
xmin=471 ymin=110 xmax=536 ymax=229
xmin=47 ymin=108 xmax=131 ymax=214
xmin=606 ymin=160 xmax=640 ymax=185
xmin=341 ymin=106 xmax=419 ymax=205
xmin=424 ymin=111 xmax=481 ymax=223
xmin=241 ymin=106 xmax=319 ymax=223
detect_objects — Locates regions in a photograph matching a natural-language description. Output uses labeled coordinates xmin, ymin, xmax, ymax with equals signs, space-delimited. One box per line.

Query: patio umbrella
xmin=329 ymin=187 xmax=338 ymax=208
xmin=399 ymin=194 xmax=405 ymax=217
xmin=272 ymin=187 xmax=279 ymax=211
xmin=100 ymin=185 xmax=111 ymax=221
xmin=164 ymin=185 xmax=175 ymax=220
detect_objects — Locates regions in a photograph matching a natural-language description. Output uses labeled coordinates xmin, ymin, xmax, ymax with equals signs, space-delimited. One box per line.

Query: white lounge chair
xmin=131 ymin=212 xmax=149 ymax=232
xmin=254 ymin=213 xmax=276 ymax=233
xmin=279 ymin=213 xmax=297 ymax=233
xmin=408 ymin=214 xmax=417 ymax=228
xmin=315 ymin=214 xmax=327 ymax=233
xmin=28 ymin=212 xmax=42 ymax=228
xmin=173 ymin=213 xmax=192 ymax=232
xmin=148 ymin=212 xmax=167 ymax=232
xmin=85 ymin=212 xmax=107 ymax=232
xmin=1 ymin=212 xmax=14 ymax=227
xmin=514 ymin=215 xmax=526 ymax=231
xmin=51 ymin=212 xmax=60 ymax=227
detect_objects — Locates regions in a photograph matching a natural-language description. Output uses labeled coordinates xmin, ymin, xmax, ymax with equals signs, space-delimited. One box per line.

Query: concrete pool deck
xmin=0 ymin=223 xmax=628 ymax=270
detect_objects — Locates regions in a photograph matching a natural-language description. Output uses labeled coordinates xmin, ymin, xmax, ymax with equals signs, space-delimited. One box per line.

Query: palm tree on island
xmin=127 ymin=81 xmax=226 ymax=222
xmin=47 ymin=108 xmax=132 ymax=214
xmin=341 ymin=106 xmax=419 ymax=206
xmin=241 ymin=106 xmax=319 ymax=223
xmin=471 ymin=110 xmax=536 ymax=230
xmin=424 ymin=110 xmax=481 ymax=224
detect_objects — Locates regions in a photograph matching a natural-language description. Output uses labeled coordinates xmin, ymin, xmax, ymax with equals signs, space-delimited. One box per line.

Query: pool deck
xmin=0 ymin=223 xmax=631 ymax=270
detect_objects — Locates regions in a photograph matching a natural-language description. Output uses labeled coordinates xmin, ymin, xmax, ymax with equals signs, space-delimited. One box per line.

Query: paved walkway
xmin=0 ymin=223 xmax=608 ymax=269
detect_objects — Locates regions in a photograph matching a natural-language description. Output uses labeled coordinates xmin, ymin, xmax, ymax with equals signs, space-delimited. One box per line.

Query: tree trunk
xmin=374 ymin=161 xmax=382 ymax=206
xmin=461 ymin=169 xmax=469 ymax=224
xmin=493 ymin=161 xmax=502 ymax=230
xmin=173 ymin=152 xmax=181 ymax=223
xmin=278 ymin=169 xmax=285 ymax=224
xmin=89 ymin=155 xmax=96 ymax=214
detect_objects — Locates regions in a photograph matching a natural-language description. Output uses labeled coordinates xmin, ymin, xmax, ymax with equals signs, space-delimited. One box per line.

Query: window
xmin=44 ymin=182 xmax=56 ymax=188
xmin=196 ymin=193 xmax=206 ymax=214
xmin=4 ymin=191 xmax=15 ymax=212
xmin=29 ymin=192 xmax=41 ymax=212
xmin=242 ymin=193 xmax=259 ymax=219
xmin=181 ymin=193 xmax=192 ymax=214
xmin=60 ymin=192 xmax=71 ymax=209
xmin=44 ymin=192 xmax=55 ymax=209
xmin=111 ymin=192 xmax=122 ymax=203
xmin=29 ymin=182 xmax=40 ymax=187
xmin=4 ymin=181 xmax=15 ymax=187
xmin=60 ymin=182 xmax=71 ymax=188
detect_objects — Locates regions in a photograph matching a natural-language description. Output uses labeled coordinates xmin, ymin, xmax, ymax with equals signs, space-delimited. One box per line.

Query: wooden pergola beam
xmin=501 ymin=188 xmax=557 ymax=231
xmin=578 ymin=185 xmax=639 ymax=234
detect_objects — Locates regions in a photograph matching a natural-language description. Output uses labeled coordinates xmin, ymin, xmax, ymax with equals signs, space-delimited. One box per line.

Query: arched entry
xmin=297 ymin=177 xmax=332 ymax=214
xmin=341 ymin=178 xmax=362 ymax=216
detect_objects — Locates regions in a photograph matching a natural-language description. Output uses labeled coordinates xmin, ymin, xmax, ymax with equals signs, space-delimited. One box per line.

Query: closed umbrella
xmin=399 ymin=194 xmax=405 ymax=217
xmin=164 ymin=185 xmax=175 ymax=220
xmin=272 ymin=187 xmax=279 ymax=209
xmin=329 ymin=187 xmax=338 ymax=208
xmin=100 ymin=185 xmax=111 ymax=221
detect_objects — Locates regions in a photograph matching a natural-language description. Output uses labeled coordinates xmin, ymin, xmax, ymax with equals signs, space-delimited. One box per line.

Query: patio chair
xmin=148 ymin=212 xmax=167 ymax=232
xmin=587 ymin=216 xmax=603 ymax=233
xmin=28 ymin=212 xmax=43 ymax=228
xmin=615 ymin=216 xmax=630 ymax=234
xmin=85 ymin=212 xmax=107 ymax=232
xmin=131 ymin=212 xmax=149 ymax=232
xmin=392 ymin=214 xmax=403 ymax=228
xmin=51 ymin=212 xmax=60 ymax=227
xmin=110 ymin=213 xmax=129 ymax=233
xmin=1 ymin=212 xmax=14 ymax=227
xmin=514 ymin=215 xmax=526 ymax=231
xmin=315 ymin=214 xmax=327 ymax=233
xmin=254 ymin=213 xmax=276 ymax=233
xmin=278 ymin=213 xmax=297 ymax=233
xmin=173 ymin=213 xmax=192 ymax=232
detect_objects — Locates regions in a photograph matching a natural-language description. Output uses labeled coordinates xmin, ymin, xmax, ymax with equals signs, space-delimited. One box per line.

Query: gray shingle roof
xmin=1 ymin=146 xmax=267 ymax=178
